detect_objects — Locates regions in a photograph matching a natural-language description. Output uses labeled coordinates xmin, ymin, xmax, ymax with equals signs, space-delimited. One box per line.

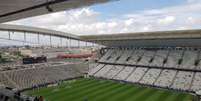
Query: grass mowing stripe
xmin=31 ymin=79 xmax=97 ymax=99
xmin=61 ymin=81 xmax=117 ymax=101
xmin=111 ymin=86 xmax=143 ymax=101
xmin=74 ymin=83 xmax=125 ymax=101
xmin=151 ymin=90 xmax=173 ymax=101
xmin=181 ymin=94 xmax=194 ymax=101
xmin=144 ymin=90 xmax=165 ymax=101
xmin=76 ymin=82 xmax=125 ymax=100
xmin=164 ymin=93 xmax=180 ymax=101
xmin=175 ymin=93 xmax=190 ymax=101
xmin=26 ymin=78 xmax=195 ymax=101
xmin=46 ymin=79 xmax=101 ymax=100
xmin=30 ymin=79 xmax=94 ymax=97
xmin=104 ymin=84 xmax=136 ymax=101
xmin=67 ymin=82 xmax=118 ymax=100
xmin=28 ymin=78 xmax=87 ymax=96
xmin=135 ymin=88 xmax=159 ymax=101
xmin=125 ymin=88 xmax=152 ymax=101
xmin=92 ymin=83 xmax=131 ymax=101
xmin=48 ymin=79 xmax=112 ymax=100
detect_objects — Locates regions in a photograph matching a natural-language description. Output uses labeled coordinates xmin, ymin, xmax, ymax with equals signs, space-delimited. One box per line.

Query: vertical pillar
xmin=24 ymin=32 xmax=26 ymax=42
xmin=92 ymin=42 xmax=95 ymax=47
xmin=8 ymin=31 xmax=11 ymax=40
xmin=66 ymin=38 xmax=68 ymax=48
xmin=37 ymin=33 xmax=40 ymax=44
xmin=49 ymin=35 xmax=52 ymax=47
xmin=23 ymin=32 xmax=26 ymax=46
xmin=69 ymin=38 xmax=71 ymax=48
xmin=85 ymin=41 xmax=87 ymax=47
xmin=60 ymin=37 xmax=62 ymax=47
xmin=78 ymin=40 xmax=80 ymax=48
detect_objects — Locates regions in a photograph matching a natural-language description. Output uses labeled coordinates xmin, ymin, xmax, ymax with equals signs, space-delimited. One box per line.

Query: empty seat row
xmin=99 ymin=49 xmax=201 ymax=71
xmin=154 ymin=70 xmax=177 ymax=87
xmin=0 ymin=64 xmax=83 ymax=90
xmin=90 ymin=64 xmax=201 ymax=92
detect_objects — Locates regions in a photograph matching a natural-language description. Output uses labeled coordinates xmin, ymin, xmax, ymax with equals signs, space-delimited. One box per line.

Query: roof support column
xmin=49 ymin=35 xmax=52 ymax=47
xmin=60 ymin=37 xmax=62 ymax=47
xmin=8 ymin=31 xmax=11 ymax=40
xmin=65 ymin=38 xmax=68 ymax=48
xmin=85 ymin=41 xmax=88 ymax=47
xmin=37 ymin=33 xmax=40 ymax=44
xmin=78 ymin=40 xmax=80 ymax=48
xmin=23 ymin=32 xmax=26 ymax=46
xmin=69 ymin=38 xmax=71 ymax=48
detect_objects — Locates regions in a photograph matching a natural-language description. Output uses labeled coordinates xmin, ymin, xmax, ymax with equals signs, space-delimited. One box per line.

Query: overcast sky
xmin=5 ymin=0 xmax=201 ymax=35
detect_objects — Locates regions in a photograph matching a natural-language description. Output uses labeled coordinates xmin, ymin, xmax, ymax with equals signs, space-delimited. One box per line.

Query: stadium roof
xmin=2 ymin=23 xmax=201 ymax=47
xmin=0 ymin=0 xmax=114 ymax=23
xmin=1 ymin=24 xmax=201 ymax=47
xmin=80 ymin=29 xmax=201 ymax=47
xmin=0 ymin=24 xmax=79 ymax=40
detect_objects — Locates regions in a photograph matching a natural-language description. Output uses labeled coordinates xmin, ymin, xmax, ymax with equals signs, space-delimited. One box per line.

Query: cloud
xmin=187 ymin=0 xmax=201 ymax=3
xmin=158 ymin=16 xmax=175 ymax=25
xmin=5 ymin=1 xmax=201 ymax=35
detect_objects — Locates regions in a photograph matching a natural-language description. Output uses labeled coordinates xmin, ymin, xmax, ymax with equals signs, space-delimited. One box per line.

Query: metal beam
xmin=0 ymin=24 xmax=80 ymax=40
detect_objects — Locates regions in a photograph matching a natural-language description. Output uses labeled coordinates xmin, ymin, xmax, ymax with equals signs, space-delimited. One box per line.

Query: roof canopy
xmin=80 ymin=29 xmax=201 ymax=47
xmin=0 ymin=0 xmax=113 ymax=23
xmin=0 ymin=24 xmax=79 ymax=40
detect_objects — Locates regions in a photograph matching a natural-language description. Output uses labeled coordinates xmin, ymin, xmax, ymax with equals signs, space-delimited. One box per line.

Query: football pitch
xmin=26 ymin=78 xmax=195 ymax=101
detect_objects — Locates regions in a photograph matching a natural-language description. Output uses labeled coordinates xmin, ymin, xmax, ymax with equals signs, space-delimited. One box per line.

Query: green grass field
xmin=26 ymin=78 xmax=195 ymax=101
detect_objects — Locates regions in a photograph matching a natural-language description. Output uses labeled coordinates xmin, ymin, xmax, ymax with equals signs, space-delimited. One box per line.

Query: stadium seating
xmin=125 ymin=49 xmax=144 ymax=65
xmin=0 ymin=73 xmax=16 ymax=88
xmin=139 ymin=68 xmax=161 ymax=85
xmin=191 ymin=72 xmax=201 ymax=91
xmin=137 ymin=50 xmax=156 ymax=66
xmin=89 ymin=62 xmax=99 ymax=70
xmin=126 ymin=67 xmax=148 ymax=83
xmin=106 ymin=49 xmax=124 ymax=63
xmin=91 ymin=64 xmax=198 ymax=92
xmin=113 ymin=66 xmax=135 ymax=80
xmin=179 ymin=50 xmax=197 ymax=69
xmin=154 ymin=69 xmax=177 ymax=88
xmin=171 ymin=71 xmax=194 ymax=90
xmin=116 ymin=50 xmax=133 ymax=64
xmin=88 ymin=64 xmax=105 ymax=76
xmin=149 ymin=50 xmax=168 ymax=67
xmin=94 ymin=65 xmax=114 ymax=77
xmin=2 ymin=47 xmax=201 ymax=96
xmin=163 ymin=50 xmax=183 ymax=68
xmin=99 ymin=49 xmax=114 ymax=62
xmin=98 ymin=48 xmax=201 ymax=71
xmin=99 ymin=49 xmax=115 ymax=62
xmin=104 ymin=65 xmax=124 ymax=79
xmin=0 ymin=63 xmax=84 ymax=90
xmin=90 ymin=48 xmax=201 ymax=93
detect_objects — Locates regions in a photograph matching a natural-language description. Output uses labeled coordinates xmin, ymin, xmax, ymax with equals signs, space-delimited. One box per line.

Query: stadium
xmin=0 ymin=0 xmax=201 ymax=101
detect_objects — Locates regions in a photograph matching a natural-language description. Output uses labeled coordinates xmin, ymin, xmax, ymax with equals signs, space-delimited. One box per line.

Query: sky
xmin=5 ymin=0 xmax=201 ymax=35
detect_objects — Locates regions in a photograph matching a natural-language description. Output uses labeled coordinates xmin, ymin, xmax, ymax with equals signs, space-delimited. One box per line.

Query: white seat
xmin=171 ymin=71 xmax=194 ymax=90
xmin=137 ymin=50 xmax=156 ymax=66
xmin=191 ymin=72 xmax=201 ymax=91
xmin=104 ymin=65 xmax=124 ymax=79
xmin=114 ymin=66 xmax=136 ymax=80
xmin=127 ymin=67 xmax=148 ymax=83
xmin=154 ymin=69 xmax=177 ymax=87
xmin=140 ymin=68 xmax=161 ymax=85
xmin=164 ymin=50 xmax=183 ymax=68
